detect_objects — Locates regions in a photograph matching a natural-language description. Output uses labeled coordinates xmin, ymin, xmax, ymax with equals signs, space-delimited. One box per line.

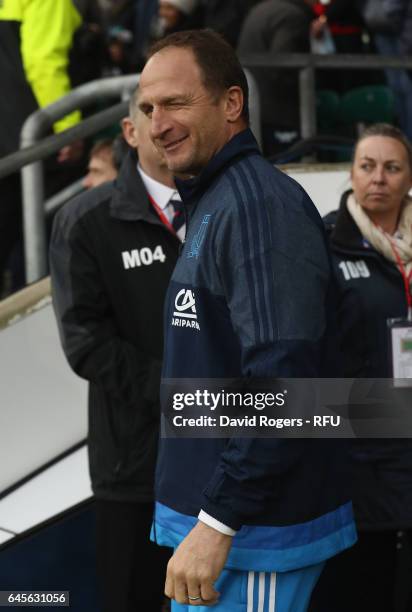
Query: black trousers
xmin=309 ymin=530 xmax=412 ymax=612
xmin=95 ymin=500 xmax=171 ymax=612
xmin=0 ymin=174 xmax=23 ymax=293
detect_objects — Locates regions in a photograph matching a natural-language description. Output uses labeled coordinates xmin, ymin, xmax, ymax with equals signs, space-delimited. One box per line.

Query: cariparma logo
xmin=172 ymin=289 xmax=200 ymax=331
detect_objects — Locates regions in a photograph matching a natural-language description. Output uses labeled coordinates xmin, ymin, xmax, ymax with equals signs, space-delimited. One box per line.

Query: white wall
xmin=0 ymin=447 xmax=92 ymax=544
xmin=286 ymin=166 xmax=350 ymax=217
xmin=0 ymin=301 xmax=87 ymax=493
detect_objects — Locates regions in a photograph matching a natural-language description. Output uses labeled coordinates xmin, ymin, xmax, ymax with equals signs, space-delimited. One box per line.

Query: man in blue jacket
xmin=137 ymin=29 xmax=356 ymax=611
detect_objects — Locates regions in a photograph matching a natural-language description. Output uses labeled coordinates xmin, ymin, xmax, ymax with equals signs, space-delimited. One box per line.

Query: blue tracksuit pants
xmin=172 ymin=562 xmax=324 ymax=612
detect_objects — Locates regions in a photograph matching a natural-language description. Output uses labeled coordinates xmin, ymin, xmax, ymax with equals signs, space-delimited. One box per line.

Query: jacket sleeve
xmin=21 ymin=0 xmax=81 ymax=133
xmin=49 ymin=205 xmax=161 ymax=408
xmin=200 ymin=177 xmax=333 ymax=529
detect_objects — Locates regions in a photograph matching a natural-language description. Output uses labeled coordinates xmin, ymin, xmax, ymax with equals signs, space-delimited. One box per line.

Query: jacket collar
xmin=110 ymin=149 xmax=164 ymax=225
xmin=328 ymin=189 xmax=366 ymax=251
xmin=175 ymin=128 xmax=260 ymax=206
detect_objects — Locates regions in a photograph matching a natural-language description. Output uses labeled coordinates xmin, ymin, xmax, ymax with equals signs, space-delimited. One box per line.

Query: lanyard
xmin=148 ymin=195 xmax=177 ymax=236
xmin=386 ymin=236 xmax=412 ymax=321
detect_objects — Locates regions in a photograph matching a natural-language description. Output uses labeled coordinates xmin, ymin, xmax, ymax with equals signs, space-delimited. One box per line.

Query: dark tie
xmin=170 ymin=199 xmax=185 ymax=234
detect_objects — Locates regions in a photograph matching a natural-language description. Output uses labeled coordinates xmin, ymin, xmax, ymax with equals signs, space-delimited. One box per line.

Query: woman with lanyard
xmin=310 ymin=123 xmax=412 ymax=611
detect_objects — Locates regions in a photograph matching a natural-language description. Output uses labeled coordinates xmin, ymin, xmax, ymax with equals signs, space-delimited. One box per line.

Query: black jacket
xmin=50 ymin=151 xmax=179 ymax=501
xmin=0 ymin=18 xmax=37 ymax=157
xmin=325 ymin=191 xmax=412 ymax=530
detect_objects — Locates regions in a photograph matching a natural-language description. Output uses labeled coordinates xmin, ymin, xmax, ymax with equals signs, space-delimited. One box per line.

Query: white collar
xmin=137 ymin=164 xmax=179 ymax=210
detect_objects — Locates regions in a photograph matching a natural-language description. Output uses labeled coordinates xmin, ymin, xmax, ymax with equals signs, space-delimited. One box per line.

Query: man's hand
xmin=310 ymin=15 xmax=327 ymax=39
xmin=57 ymin=140 xmax=84 ymax=164
xmin=165 ymin=521 xmax=233 ymax=606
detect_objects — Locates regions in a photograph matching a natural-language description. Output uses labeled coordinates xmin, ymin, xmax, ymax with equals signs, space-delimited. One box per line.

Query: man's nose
xmin=150 ymin=107 xmax=171 ymax=140
xmin=82 ymin=174 xmax=92 ymax=190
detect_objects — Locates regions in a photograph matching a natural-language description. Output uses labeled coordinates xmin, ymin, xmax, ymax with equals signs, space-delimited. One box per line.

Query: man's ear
xmin=122 ymin=117 xmax=139 ymax=148
xmin=224 ymin=86 xmax=244 ymax=123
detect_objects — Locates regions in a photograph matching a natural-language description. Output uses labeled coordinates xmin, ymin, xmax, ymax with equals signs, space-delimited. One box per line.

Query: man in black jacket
xmin=50 ymin=94 xmax=183 ymax=611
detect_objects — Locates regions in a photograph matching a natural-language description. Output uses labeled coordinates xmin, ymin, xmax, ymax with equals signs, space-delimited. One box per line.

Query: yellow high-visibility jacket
xmin=0 ymin=0 xmax=82 ymax=155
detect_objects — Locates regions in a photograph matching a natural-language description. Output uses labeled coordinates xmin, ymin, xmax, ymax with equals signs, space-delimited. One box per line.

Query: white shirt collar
xmin=137 ymin=163 xmax=179 ymax=210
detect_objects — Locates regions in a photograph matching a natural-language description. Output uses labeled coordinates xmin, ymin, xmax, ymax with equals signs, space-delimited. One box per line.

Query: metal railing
xmin=239 ymin=53 xmax=412 ymax=140
xmin=44 ymin=179 xmax=85 ymax=217
xmin=21 ymin=75 xmax=140 ymax=283
xmin=0 ymin=54 xmax=412 ymax=284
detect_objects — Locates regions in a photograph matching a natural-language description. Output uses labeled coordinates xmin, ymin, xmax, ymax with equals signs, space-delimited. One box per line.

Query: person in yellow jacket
xmin=0 ymin=0 xmax=83 ymax=293
xmin=0 ymin=0 xmax=83 ymax=155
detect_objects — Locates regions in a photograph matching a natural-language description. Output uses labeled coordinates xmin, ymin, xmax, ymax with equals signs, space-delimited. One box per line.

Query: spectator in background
xmin=311 ymin=0 xmax=373 ymax=93
xmin=202 ymin=0 xmax=260 ymax=47
xmin=311 ymin=0 xmax=365 ymax=55
xmin=361 ymin=0 xmax=412 ymax=140
xmin=153 ymin=0 xmax=203 ymax=39
xmin=238 ymin=0 xmax=315 ymax=155
xmin=83 ymin=135 xmax=130 ymax=190
xmin=106 ymin=25 xmax=135 ymax=74
xmin=68 ymin=0 xmax=107 ymax=85
xmin=96 ymin=0 xmax=137 ymax=74
xmin=50 ymin=95 xmax=183 ymax=611
xmin=0 ymin=0 xmax=84 ymax=295
xmin=133 ymin=0 xmax=159 ymax=69
xmin=82 ymin=139 xmax=119 ymax=189
xmin=310 ymin=123 xmax=412 ymax=612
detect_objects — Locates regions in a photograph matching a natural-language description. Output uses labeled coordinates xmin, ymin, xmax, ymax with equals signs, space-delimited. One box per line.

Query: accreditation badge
xmin=388 ymin=318 xmax=412 ymax=385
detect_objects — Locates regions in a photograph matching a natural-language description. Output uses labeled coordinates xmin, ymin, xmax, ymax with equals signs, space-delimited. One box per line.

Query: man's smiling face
xmin=138 ymin=46 xmax=234 ymax=178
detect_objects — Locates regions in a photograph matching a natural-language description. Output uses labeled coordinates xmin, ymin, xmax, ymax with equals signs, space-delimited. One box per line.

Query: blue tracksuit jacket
xmin=153 ymin=129 xmax=356 ymax=571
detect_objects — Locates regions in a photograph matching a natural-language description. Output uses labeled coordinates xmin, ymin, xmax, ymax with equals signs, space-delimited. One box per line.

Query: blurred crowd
xmin=65 ymin=0 xmax=412 ymax=106
xmin=58 ymin=0 xmax=261 ymax=81
xmin=69 ymin=0 xmax=412 ymax=147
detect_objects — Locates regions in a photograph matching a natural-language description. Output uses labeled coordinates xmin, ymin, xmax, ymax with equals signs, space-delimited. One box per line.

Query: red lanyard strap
xmin=388 ymin=238 xmax=412 ymax=315
xmin=148 ymin=195 xmax=176 ymax=235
